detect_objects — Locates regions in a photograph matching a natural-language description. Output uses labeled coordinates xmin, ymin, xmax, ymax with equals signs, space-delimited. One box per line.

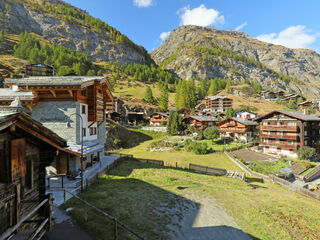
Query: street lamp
xmin=67 ymin=113 xmax=84 ymax=192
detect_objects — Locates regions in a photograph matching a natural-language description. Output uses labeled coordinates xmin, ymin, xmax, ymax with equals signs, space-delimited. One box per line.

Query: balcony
xmin=220 ymin=127 xmax=246 ymax=133
xmin=259 ymin=141 xmax=298 ymax=149
xmin=260 ymin=134 xmax=297 ymax=140
xmin=260 ymin=125 xmax=298 ymax=132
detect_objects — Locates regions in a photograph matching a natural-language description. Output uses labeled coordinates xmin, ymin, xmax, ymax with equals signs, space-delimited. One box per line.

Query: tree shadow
xmin=66 ymin=161 xmax=261 ymax=240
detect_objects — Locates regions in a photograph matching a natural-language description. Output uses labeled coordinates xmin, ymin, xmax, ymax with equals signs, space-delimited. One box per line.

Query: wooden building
xmin=183 ymin=115 xmax=217 ymax=129
xmin=298 ymin=101 xmax=313 ymax=109
xmin=0 ymin=105 xmax=72 ymax=239
xmin=219 ymin=117 xmax=257 ymax=142
xmin=256 ymin=110 xmax=320 ymax=158
xmin=26 ymin=63 xmax=54 ymax=77
xmin=205 ymin=96 xmax=233 ymax=112
xmin=4 ymin=76 xmax=114 ymax=176
xmin=149 ymin=112 xmax=168 ymax=126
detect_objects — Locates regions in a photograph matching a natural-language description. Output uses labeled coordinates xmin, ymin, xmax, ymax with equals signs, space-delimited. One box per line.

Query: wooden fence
xmin=225 ymin=151 xmax=320 ymax=201
xmin=189 ymin=164 xmax=227 ymax=176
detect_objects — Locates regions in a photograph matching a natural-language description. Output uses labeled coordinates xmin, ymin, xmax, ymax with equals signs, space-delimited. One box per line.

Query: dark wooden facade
xmin=26 ymin=64 xmax=54 ymax=77
xmin=205 ymin=96 xmax=233 ymax=112
xmin=149 ymin=112 xmax=168 ymax=126
xmin=219 ymin=118 xmax=257 ymax=141
xmin=256 ymin=110 xmax=320 ymax=157
xmin=0 ymin=111 xmax=69 ymax=239
xmin=183 ymin=116 xmax=217 ymax=129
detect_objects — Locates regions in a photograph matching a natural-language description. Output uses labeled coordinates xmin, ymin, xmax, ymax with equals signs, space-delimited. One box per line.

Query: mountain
xmin=151 ymin=25 xmax=320 ymax=98
xmin=0 ymin=0 xmax=152 ymax=64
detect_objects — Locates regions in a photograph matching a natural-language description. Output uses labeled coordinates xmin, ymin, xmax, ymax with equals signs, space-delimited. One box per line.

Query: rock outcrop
xmin=151 ymin=25 xmax=320 ymax=97
xmin=0 ymin=0 xmax=150 ymax=64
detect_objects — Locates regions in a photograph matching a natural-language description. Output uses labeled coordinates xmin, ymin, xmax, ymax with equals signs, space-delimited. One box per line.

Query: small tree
xmin=203 ymin=126 xmax=220 ymax=143
xmin=296 ymin=146 xmax=316 ymax=160
xmin=144 ymin=86 xmax=155 ymax=104
xmin=167 ymin=111 xmax=182 ymax=135
xmin=226 ymin=108 xmax=236 ymax=118
xmin=158 ymin=88 xmax=168 ymax=112
xmin=287 ymin=99 xmax=297 ymax=110
xmin=297 ymin=97 xmax=304 ymax=105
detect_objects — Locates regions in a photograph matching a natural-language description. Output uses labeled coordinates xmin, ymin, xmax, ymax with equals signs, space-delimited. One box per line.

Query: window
xmin=82 ymin=128 xmax=86 ymax=137
xmin=288 ymin=122 xmax=296 ymax=126
xmin=81 ymin=89 xmax=87 ymax=97
xmin=89 ymin=127 xmax=97 ymax=136
xmin=304 ymin=131 xmax=308 ymax=136
xmin=304 ymin=140 xmax=308 ymax=145
xmin=82 ymin=105 xmax=86 ymax=114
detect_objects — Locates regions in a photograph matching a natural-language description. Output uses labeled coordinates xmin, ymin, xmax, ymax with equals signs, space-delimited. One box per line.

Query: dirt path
xmin=168 ymin=193 xmax=252 ymax=240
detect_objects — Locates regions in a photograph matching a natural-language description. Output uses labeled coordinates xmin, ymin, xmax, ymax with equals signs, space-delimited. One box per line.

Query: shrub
xmin=184 ymin=140 xmax=208 ymax=154
xmin=296 ymin=146 xmax=316 ymax=160
xmin=113 ymin=139 xmax=122 ymax=147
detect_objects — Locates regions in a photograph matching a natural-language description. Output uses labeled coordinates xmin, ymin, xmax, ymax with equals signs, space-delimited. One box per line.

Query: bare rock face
xmin=151 ymin=25 xmax=320 ymax=97
xmin=0 ymin=0 xmax=148 ymax=64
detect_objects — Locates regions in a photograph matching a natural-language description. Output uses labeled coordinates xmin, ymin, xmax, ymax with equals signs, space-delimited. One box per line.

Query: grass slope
xmin=63 ymin=160 xmax=320 ymax=240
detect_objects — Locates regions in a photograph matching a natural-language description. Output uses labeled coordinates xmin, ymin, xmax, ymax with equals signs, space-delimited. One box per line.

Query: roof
xmin=0 ymin=88 xmax=35 ymax=101
xmin=236 ymin=110 xmax=256 ymax=115
xmin=298 ymin=101 xmax=312 ymax=105
xmin=220 ymin=117 xmax=257 ymax=126
xmin=205 ymin=95 xmax=232 ymax=100
xmin=255 ymin=110 xmax=320 ymax=122
xmin=150 ymin=112 xmax=169 ymax=118
xmin=186 ymin=115 xmax=217 ymax=122
xmin=5 ymin=76 xmax=105 ymax=86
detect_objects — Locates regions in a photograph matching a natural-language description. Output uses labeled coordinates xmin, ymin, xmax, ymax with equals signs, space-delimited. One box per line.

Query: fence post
xmin=63 ymin=189 xmax=66 ymax=203
xmin=114 ymin=220 xmax=118 ymax=240
xmin=176 ymin=162 xmax=177 ymax=168
xmin=48 ymin=177 xmax=50 ymax=189
xmin=61 ymin=175 xmax=64 ymax=188
xmin=84 ymin=205 xmax=87 ymax=222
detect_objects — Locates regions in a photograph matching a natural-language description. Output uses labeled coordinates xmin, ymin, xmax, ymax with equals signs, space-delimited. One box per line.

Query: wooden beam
xmin=68 ymin=90 xmax=73 ymax=97
xmin=50 ymin=90 xmax=56 ymax=98
xmin=26 ymin=104 xmax=33 ymax=111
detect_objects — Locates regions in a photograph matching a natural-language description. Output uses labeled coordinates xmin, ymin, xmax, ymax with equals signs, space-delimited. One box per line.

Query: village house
xmin=259 ymin=90 xmax=276 ymax=100
xmin=298 ymin=101 xmax=313 ymax=109
xmin=149 ymin=112 xmax=168 ymax=126
xmin=0 ymin=101 xmax=71 ymax=239
xmin=183 ymin=115 xmax=217 ymax=129
xmin=236 ymin=110 xmax=256 ymax=121
xmin=256 ymin=110 xmax=320 ymax=158
xmin=4 ymin=76 xmax=114 ymax=176
xmin=25 ymin=63 xmax=55 ymax=77
xmin=219 ymin=117 xmax=257 ymax=142
xmin=204 ymin=96 xmax=233 ymax=112
xmin=283 ymin=94 xmax=304 ymax=103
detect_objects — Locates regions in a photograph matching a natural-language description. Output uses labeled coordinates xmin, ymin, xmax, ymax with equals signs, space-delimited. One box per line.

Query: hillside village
xmin=1 ymin=1 xmax=320 ymax=240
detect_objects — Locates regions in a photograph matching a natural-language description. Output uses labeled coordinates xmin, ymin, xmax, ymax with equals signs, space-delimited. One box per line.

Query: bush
xmin=184 ymin=140 xmax=208 ymax=154
xmin=296 ymin=146 xmax=316 ymax=160
xmin=113 ymin=139 xmax=122 ymax=147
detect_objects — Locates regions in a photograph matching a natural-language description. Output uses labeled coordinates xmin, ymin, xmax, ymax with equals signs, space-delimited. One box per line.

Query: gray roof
xmin=256 ymin=110 xmax=320 ymax=122
xmin=230 ymin=117 xmax=257 ymax=126
xmin=0 ymin=88 xmax=35 ymax=100
xmin=205 ymin=95 xmax=231 ymax=100
xmin=188 ymin=115 xmax=217 ymax=122
xmin=5 ymin=76 xmax=105 ymax=86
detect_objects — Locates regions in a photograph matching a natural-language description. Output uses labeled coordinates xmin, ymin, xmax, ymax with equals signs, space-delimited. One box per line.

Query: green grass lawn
xmin=120 ymin=131 xmax=242 ymax=171
xmin=203 ymin=139 xmax=240 ymax=151
xmin=63 ymin=160 xmax=320 ymax=240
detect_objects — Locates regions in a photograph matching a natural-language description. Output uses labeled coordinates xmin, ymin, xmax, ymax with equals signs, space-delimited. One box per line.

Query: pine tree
xmin=167 ymin=111 xmax=182 ymax=135
xmin=158 ymin=88 xmax=168 ymax=111
xmin=198 ymin=79 xmax=207 ymax=99
xmin=144 ymin=86 xmax=155 ymax=104
xmin=226 ymin=108 xmax=236 ymax=118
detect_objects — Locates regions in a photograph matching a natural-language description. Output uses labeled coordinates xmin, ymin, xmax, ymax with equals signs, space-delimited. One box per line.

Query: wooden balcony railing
xmin=259 ymin=141 xmax=298 ymax=149
xmin=260 ymin=134 xmax=297 ymax=140
xmin=260 ymin=125 xmax=297 ymax=131
xmin=220 ymin=128 xmax=246 ymax=133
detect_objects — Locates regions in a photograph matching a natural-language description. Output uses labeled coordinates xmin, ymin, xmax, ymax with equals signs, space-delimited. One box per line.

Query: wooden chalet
xmin=183 ymin=115 xmax=217 ymax=129
xmin=219 ymin=117 xmax=257 ymax=142
xmin=298 ymin=101 xmax=313 ymax=109
xmin=25 ymin=63 xmax=54 ymax=77
xmin=283 ymin=94 xmax=304 ymax=103
xmin=149 ymin=112 xmax=168 ymax=126
xmin=0 ymin=105 xmax=73 ymax=239
xmin=4 ymin=76 xmax=114 ymax=175
xmin=256 ymin=110 xmax=320 ymax=158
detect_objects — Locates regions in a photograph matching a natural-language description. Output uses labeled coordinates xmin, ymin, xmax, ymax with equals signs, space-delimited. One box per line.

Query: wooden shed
xmin=0 ymin=107 xmax=70 ymax=239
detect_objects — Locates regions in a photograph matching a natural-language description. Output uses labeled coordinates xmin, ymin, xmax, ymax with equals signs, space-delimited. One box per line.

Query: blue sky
xmin=64 ymin=0 xmax=320 ymax=53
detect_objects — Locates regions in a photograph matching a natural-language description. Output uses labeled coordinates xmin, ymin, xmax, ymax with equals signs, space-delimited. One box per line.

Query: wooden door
xmin=11 ymin=139 xmax=26 ymax=183
xmin=56 ymin=154 xmax=68 ymax=174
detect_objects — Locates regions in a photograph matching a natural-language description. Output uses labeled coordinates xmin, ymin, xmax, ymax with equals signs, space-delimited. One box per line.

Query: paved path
xmin=169 ymin=193 xmax=253 ymax=240
xmin=47 ymin=156 xmax=119 ymax=206
xmin=46 ymin=206 xmax=93 ymax=240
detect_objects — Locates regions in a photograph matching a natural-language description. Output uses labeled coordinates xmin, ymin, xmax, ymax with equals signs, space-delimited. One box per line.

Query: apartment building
xmin=205 ymin=96 xmax=233 ymax=112
xmin=256 ymin=110 xmax=320 ymax=158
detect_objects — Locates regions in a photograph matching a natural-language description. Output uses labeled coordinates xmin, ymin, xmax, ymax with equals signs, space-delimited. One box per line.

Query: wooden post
xmin=114 ymin=220 xmax=118 ymax=240
xmin=176 ymin=162 xmax=177 ymax=168
xmin=63 ymin=189 xmax=66 ymax=203
xmin=84 ymin=205 xmax=88 ymax=222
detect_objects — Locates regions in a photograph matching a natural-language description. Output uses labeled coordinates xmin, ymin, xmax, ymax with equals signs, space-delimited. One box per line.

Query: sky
xmin=64 ymin=0 xmax=320 ymax=53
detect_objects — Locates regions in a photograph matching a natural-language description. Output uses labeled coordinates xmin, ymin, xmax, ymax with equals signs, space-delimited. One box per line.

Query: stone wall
xmin=32 ymin=101 xmax=81 ymax=144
